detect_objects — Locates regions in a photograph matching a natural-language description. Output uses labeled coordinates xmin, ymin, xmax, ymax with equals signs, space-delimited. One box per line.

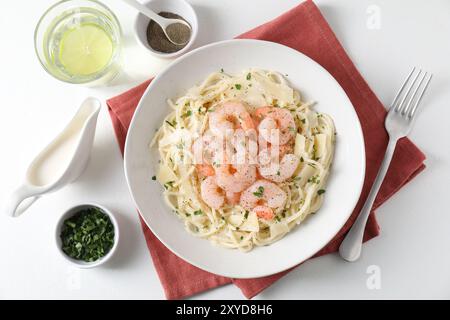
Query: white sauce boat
xmin=5 ymin=97 xmax=101 ymax=217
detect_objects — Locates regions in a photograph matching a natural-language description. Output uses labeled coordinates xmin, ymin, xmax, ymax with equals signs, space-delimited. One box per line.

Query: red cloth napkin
xmin=107 ymin=0 xmax=425 ymax=299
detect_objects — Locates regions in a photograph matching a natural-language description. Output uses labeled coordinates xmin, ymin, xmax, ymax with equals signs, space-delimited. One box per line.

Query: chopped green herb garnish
xmin=60 ymin=207 xmax=115 ymax=262
xmin=317 ymin=189 xmax=326 ymax=195
xmin=246 ymin=73 xmax=251 ymax=80
xmin=152 ymin=176 xmax=156 ymax=181
xmin=253 ymin=186 xmax=264 ymax=198
xmin=240 ymin=236 xmax=244 ymax=240
xmin=193 ymin=210 xmax=203 ymax=216
xmin=176 ymin=140 xmax=185 ymax=149
xmin=244 ymin=211 xmax=249 ymax=219
xmin=275 ymin=216 xmax=281 ymax=222
xmin=182 ymin=110 xmax=192 ymax=118
xmin=165 ymin=120 xmax=176 ymax=128
xmin=185 ymin=213 xmax=191 ymax=217
xmin=220 ymin=68 xmax=224 ymax=73
xmin=164 ymin=181 xmax=175 ymax=189
xmin=235 ymin=84 xmax=242 ymax=90
xmin=66 ymin=221 xmax=76 ymax=228
xmin=301 ymin=118 xmax=306 ymax=124
xmin=312 ymin=144 xmax=319 ymax=160
xmin=300 ymin=157 xmax=304 ymax=162
xmin=307 ymin=175 xmax=320 ymax=184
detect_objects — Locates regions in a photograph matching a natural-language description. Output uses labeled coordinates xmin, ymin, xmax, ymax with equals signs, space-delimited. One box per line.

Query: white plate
xmin=124 ymin=39 xmax=365 ymax=279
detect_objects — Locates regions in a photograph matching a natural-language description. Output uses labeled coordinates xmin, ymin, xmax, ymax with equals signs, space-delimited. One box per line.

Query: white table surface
xmin=1 ymin=0 xmax=449 ymax=300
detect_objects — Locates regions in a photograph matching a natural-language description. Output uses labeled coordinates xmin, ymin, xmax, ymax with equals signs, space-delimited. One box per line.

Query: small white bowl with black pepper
xmin=55 ymin=203 xmax=119 ymax=268
xmin=134 ymin=0 xmax=198 ymax=59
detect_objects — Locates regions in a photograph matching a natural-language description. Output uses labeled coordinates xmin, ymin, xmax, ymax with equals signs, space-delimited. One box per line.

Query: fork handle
xmin=339 ymin=138 xmax=398 ymax=261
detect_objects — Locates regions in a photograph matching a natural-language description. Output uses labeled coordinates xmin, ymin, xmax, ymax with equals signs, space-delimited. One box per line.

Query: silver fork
xmin=339 ymin=67 xmax=432 ymax=262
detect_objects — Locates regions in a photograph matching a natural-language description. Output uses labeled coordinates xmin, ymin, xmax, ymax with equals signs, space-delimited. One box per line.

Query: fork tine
xmin=409 ymin=73 xmax=433 ymax=119
xmin=402 ymin=72 xmax=427 ymax=116
xmin=396 ymin=69 xmax=422 ymax=113
xmin=389 ymin=67 xmax=416 ymax=111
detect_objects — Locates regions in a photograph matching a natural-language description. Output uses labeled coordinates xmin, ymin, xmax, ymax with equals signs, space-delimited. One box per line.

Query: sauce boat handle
xmin=4 ymin=185 xmax=40 ymax=217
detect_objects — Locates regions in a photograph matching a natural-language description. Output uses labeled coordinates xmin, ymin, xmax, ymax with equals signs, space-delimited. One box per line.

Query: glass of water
xmin=34 ymin=0 xmax=122 ymax=85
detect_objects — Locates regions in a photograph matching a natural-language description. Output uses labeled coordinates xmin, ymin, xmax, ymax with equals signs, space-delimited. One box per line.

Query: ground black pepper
xmin=146 ymin=12 xmax=191 ymax=53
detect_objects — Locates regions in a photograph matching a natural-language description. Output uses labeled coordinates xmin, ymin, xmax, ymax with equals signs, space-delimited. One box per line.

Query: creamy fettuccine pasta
xmin=151 ymin=69 xmax=336 ymax=251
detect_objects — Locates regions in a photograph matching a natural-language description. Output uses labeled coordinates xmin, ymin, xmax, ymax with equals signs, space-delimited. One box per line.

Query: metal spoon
xmin=122 ymin=0 xmax=191 ymax=46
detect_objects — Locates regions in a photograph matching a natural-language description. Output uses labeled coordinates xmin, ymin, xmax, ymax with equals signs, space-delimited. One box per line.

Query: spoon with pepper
xmin=122 ymin=0 xmax=191 ymax=46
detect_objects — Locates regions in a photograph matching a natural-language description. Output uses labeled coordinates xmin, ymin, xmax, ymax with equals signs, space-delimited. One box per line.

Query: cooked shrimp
xmin=253 ymin=205 xmax=275 ymax=220
xmin=225 ymin=191 xmax=241 ymax=205
xmin=258 ymin=134 xmax=294 ymax=157
xmin=258 ymin=149 xmax=299 ymax=183
xmin=209 ymin=102 xmax=255 ymax=136
xmin=255 ymin=107 xmax=296 ymax=145
xmin=193 ymin=135 xmax=215 ymax=176
xmin=228 ymin=128 xmax=259 ymax=165
xmin=200 ymin=176 xmax=224 ymax=209
xmin=192 ymin=133 xmax=227 ymax=176
xmin=196 ymin=164 xmax=215 ymax=177
xmin=216 ymin=163 xmax=256 ymax=193
xmin=192 ymin=133 xmax=221 ymax=164
xmin=240 ymin=180 xmax=287 ymax=211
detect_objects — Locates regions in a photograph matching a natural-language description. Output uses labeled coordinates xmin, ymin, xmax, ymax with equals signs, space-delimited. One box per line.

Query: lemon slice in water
xmin=59 ymin=23 xmax=113 ymax=76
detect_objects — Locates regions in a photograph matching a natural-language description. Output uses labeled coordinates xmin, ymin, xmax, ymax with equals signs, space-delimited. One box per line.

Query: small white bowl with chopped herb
xmin=55 ymin=203 xmax=119 ymax=268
